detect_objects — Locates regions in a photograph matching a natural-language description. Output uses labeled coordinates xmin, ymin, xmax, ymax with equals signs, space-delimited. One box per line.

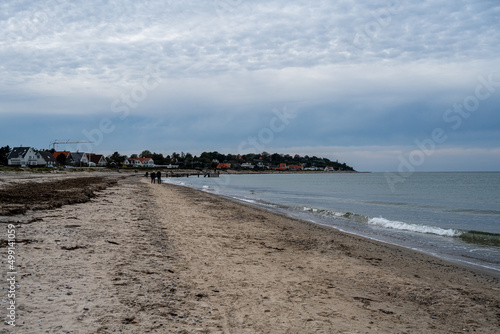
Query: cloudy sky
xmin=1 ymin=0 xmax=499 ymax=171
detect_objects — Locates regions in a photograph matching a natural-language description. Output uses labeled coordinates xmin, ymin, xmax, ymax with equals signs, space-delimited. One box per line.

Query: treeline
xmin=0 ymin=146 xmax=11 ymax=165
xmin=110 ymin=150 xmax=354 ymax=171
xmin=0 ymin=145 xmax=354 ymax=171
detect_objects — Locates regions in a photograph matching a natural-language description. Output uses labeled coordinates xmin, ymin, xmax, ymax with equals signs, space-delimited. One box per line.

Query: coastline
xmin=0 ymin=167 xmax=360 ymax=176
xmin=168 ymin=171 xmax=500 ymax=274
xmin=149 ymin=180 xmax=500 ymax=333
xmin=3 ymin=174 xmax=499 ymax=333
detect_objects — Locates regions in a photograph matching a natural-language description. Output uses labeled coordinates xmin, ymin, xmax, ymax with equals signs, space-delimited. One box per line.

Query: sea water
xmin=165 ymin=172 xmax=500 ymax=273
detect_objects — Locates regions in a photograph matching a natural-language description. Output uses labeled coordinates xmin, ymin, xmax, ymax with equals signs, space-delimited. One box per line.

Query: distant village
xmin=0 ymin=145 xmax=355 ymax=172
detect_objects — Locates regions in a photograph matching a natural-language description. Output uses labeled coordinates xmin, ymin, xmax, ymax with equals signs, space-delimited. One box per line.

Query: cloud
xmin=3 ymin=1 xmax=499 ymax=86
xmin=1 ymin=0 xmax=499 ymax=171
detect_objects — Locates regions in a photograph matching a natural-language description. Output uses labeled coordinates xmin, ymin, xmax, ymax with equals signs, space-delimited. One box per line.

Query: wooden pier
xmin=144 ymin=171 xmax=220 ymax=178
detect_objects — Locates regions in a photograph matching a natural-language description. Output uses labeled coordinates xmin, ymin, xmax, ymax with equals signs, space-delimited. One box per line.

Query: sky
xmin=1 ymin=0 xmax=499 ymax=172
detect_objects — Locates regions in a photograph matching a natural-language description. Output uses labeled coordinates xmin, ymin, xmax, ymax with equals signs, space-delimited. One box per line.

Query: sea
xmin=164 ymin=172 xmax=500 ymax=274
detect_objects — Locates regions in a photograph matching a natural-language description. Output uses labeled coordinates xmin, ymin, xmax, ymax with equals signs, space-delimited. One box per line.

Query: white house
xmin=9 ymin=147 xmax=74 ymax=167
xmin=8 ymin=147 xmax=39 ymax=166
xmin=123 ymin=157 xmax=155 ymax=167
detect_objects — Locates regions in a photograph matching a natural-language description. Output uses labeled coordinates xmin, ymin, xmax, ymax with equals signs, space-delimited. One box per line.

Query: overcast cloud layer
xmin=1 ymin=0 xmax=499 ymax=171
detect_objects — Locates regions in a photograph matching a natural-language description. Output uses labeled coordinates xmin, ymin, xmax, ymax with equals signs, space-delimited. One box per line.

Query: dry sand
xmin=1 ymin=173 xmax=499 ymax=333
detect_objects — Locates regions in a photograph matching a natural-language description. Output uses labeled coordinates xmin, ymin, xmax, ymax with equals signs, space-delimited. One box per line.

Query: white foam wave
xmin=368 ymin=217 xmax=461 ymax=237
xmin=239 ymin=198 xmax=257 ymax=204
xmin=303 ymin=207 xmax=345 ymax=217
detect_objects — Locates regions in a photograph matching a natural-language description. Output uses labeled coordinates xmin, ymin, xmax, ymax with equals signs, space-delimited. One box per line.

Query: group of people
xmin=146 ymin=171 xmax=163 ymax=184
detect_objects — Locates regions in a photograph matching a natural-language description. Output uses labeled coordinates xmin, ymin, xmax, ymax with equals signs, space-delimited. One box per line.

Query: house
xmin=123 ymin=157 xmax=155 ymax=167
xmin=287 ymin=164 xmax=303 ymax=171
xmin=68 ymin=152 xmax=89 ymax=166
xmin=241 ymin=162 xmax=254 ymax=169
xmin=324 ymin=166 xmax=335 ymax=171
xmin=122 ymin=158 xmax=131 ymax=167
xmin=86 ymin=153 xmax=107 ymax=167
xmin=7 ymin=147 xmax=57 ymax=166
xmin=8 ymin=147 xmax=38 ymax=166
xmin=38 ymin=151 xmax=56 ymax=167
xmin=216 ymin=163 xmax=231 ymax=169
xmin=273 ymin=163 xmax=288 ymax=171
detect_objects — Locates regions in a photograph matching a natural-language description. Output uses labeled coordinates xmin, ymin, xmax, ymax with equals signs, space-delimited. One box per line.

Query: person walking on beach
xmin=157 ymin=171 xmax=162 ymax=184
xmin=151 ymin=171 xmax=156 ymax=184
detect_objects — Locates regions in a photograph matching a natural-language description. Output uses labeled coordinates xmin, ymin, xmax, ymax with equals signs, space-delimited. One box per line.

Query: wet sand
xmin=2 ymin=174 xmax=499 ymax=333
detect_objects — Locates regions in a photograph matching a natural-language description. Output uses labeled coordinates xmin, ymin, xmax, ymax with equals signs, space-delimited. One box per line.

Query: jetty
xmin=166 ymin=171 xmax=220 ymax=178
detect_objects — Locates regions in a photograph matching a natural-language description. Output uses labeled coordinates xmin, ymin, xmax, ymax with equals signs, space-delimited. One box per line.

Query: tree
xmin=151 ymin=153 xmax=165 ymax=165
xmin=0 ymin=145 xmax=11 ymax=165
xmin=261 ymin=151 xmax=270 ymax=162
xmin=270 ymin=153 xmax=282 ymax=163
xmin=130 ymin=154 xmax=138 ymax=159
xmin=171 ymin=152 xmax=181 ymax=162
xmin=56 ymin=152 xmax=67 ymax=165
xmin=107 ymin=151 xmax=125 ymax=166
xmin=140 ymin=150 xmax=153 ymax=158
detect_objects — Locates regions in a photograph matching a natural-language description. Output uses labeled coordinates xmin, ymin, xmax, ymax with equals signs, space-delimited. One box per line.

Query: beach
xmin=2 ymin=173 xmax=499 ymax=333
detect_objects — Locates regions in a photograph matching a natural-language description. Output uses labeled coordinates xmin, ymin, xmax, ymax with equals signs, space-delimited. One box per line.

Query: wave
xmin=303 ymin=207 xmax=354 ymax=218
xmin=367 ymin=217 xmax=461 ymax=237
xmin=301 ymin=206 xmax=500 ymax=248
xmin=366 ymin=201 xmax=411 ymax=206
xmin=448 ymin=208 xmax=500 ymax=216
xmin=302 ymin=207 xmax=461 ymax=237
xmin=234 ymin=196 xmax=279 ymax=207
xmin=459 ymin=231 xmax=500 ymax=247
xmin=238 ymin=198 xmax=257 ymax=204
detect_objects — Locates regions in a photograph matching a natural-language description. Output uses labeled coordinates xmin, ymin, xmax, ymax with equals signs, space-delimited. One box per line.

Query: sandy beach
xmin=1 ymin=173 xmax=499 ymax=333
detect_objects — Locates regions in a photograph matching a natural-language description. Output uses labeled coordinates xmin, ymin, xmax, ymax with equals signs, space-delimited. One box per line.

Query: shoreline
xmin=166 ymin=181 xmax=500 ymax=279
xmin=268 ymin=205 xmax=500 ymax=276
xmin=0 ymin=167 xmax=361 ymax=175
xmin=4 ymin=174 xmax=500 ymax=333
xmin=165 ymin=174 xmax=500 ymax=276
xmin=149 ymin=181 xmax=500 ymax=332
